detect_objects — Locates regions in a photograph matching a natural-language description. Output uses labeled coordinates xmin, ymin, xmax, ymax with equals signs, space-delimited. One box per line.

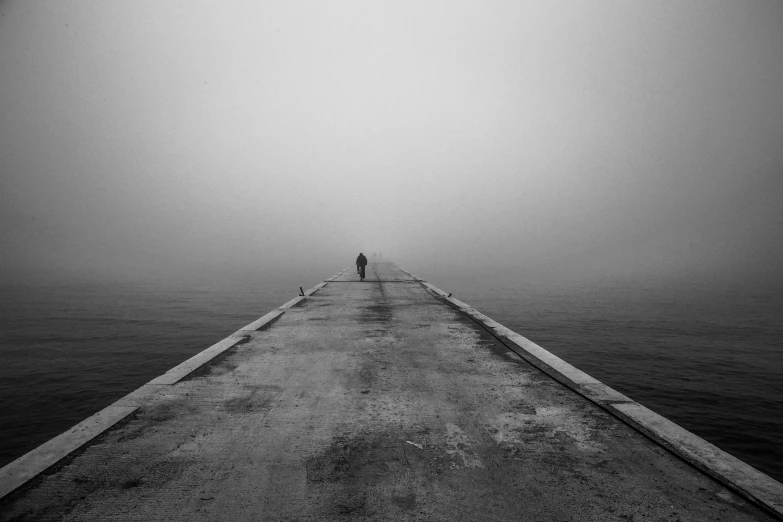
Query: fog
xmin=2 ymin=1 xmax=782 ymax=288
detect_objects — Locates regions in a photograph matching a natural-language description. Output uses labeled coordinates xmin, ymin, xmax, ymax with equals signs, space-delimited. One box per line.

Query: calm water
xmin=1 ymin=270 xmax=781 ymax=483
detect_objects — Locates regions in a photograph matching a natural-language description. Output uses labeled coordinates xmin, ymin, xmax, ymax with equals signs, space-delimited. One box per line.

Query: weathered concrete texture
xmin=0 ymin=264 xmax=777 ymax=521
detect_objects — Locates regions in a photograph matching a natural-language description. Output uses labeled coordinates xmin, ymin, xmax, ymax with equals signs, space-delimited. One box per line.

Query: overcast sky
xmin=1 ymin=1 xmax=782 ymax=286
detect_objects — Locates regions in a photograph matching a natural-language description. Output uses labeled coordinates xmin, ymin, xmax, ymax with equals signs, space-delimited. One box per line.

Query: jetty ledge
xmin=1 ymin=263 xmax=781 ymax=521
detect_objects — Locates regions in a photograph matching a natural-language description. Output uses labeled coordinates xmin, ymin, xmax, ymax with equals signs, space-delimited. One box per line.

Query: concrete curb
xmin=0 ymin=275 xmax=336 ymax=502
xmin=147 ymin=333 xmax=251 ymax=386
xmin=0 ymin=406 xmax=137 ymax=499
xmin=412 ymin=274 xmax=783 ymax=519
xmin=396 ymin=266 xmax=424 ymax=282
xmin=240 ymin=309 xmax=286 ymax=331
xmin=324 ymin=268 xmax=350 ymax=282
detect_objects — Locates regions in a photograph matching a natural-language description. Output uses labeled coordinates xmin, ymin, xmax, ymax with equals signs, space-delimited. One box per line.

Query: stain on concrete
xmin=353 ymin=361 xmax=377 ymax=391
xmin=391 ymin=492 xmax=417 ymax=510
xmin=307 ymin=436 xmax=391 ymax=484
xmin=304 ymin=432 xmax=430 ymax=518
xmin=359 ymin=304 xmax=393 ymax=324
xmin=222 ymin=384 xmax=281 ymax=414
xmin=120 ymin=478 xmax=142 ymax=489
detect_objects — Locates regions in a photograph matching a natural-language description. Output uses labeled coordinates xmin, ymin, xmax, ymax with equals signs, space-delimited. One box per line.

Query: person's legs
xmin=360 ymin=265 xmax=365 ymax=281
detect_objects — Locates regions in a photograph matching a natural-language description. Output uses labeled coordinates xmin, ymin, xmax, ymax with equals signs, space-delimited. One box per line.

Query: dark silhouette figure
xmin=356 ymin=253 xmax=368 ymax=281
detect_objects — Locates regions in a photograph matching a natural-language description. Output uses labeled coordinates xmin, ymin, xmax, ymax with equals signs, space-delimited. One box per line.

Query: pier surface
xmin=0 ymin=263 xmax=779 ymax=521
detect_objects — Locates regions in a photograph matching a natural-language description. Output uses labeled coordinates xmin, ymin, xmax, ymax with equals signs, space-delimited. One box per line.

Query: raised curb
xmin=613 ymin=403 xmax=783 ymax=518
xmin=396 ymin=266 xmax=424 ymax=282
xmin=0 ymin=405 xmax=137 ymax=499
xmin=409 ymin=271 xmax=783 ymax=519
xmin=0 ymin=275 xmax=336 ymax=501
xmin=147 ymin=333 xmax=250 ymax=385
xmin=240 ymin=309 xmax=286 ymax=332
xmin=324 ymin=269 xmax=349 ymax=282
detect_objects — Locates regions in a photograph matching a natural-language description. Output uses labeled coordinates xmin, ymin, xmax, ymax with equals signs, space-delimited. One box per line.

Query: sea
xmin=1 ymin=267 xmax=781 ymax=483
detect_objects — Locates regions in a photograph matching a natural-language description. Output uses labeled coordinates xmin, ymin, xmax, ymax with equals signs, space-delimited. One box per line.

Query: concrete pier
xmin=1 ymin=263 xmax=781 ymax=521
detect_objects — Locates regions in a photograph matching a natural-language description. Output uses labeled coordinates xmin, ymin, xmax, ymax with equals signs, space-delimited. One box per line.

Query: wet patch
xmin=352 ymin=361 xmax=377 ymax=390
xmin=391 ymin=492 xmax=417 ymax=510
xmin=359 ymin=304 xmax=393 ymax=324
xmin=335 ymin=491 xmax=368 ymax=515
xmin=222 ymin=384 xmax=282 ymax=414
xmin=375 ymin=280 xmax=387 ymax=300
xmin=510 ymin=401 xmax=537 ymax=414
xmin=365 ymin=327 xmax=391 ymax=338
xmin=120 ymin=478 xmax=143 ymax=489
xmin=306 ymin=436 xmax=394 ymax=484
xmin=304 ymin=431 xmax=431 ymax=518
xmin=142 ymin=398 xmax=201 ymax=424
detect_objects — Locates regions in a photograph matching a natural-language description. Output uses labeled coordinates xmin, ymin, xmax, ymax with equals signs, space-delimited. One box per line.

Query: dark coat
xmin=356 ymin=254 xmax=368 ymax=266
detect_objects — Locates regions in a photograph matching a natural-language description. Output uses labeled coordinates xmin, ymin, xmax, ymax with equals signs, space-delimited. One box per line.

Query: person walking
xmin=356 ymin=252 xmax=368 ymax=281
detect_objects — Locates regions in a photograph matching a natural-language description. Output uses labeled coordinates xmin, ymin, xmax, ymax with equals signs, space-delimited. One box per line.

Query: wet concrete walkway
xmin=0 ymin=263 xmax=778 ymax=521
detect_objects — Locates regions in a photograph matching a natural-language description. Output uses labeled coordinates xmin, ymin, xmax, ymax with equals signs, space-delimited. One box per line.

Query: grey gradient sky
xmin=2 ymin=1 xmax=782 ymax=285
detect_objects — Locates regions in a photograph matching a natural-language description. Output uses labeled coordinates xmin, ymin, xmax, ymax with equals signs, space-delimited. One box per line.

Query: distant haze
xmin=2 ymin=1 xmax=782 ymax=287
